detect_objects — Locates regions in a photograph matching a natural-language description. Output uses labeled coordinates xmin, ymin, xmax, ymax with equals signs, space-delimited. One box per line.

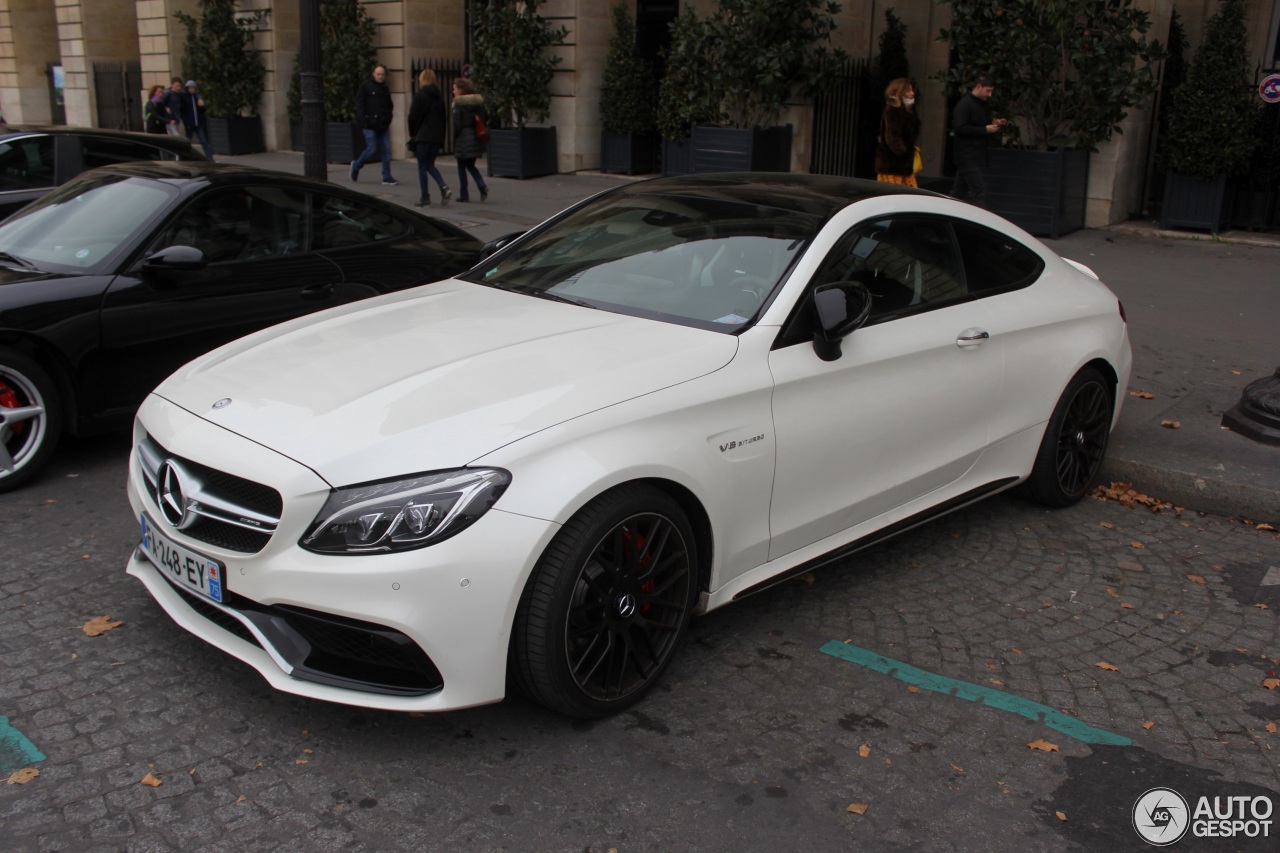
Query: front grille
xmin=138 ymin=434 xmax=282 ymax=554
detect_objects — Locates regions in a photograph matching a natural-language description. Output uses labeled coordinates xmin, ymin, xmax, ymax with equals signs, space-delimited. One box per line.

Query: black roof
xmin=617 ymin=172 xmax=940 ymax=220
xmin=0 ymin=125 xmax=203 ymax=159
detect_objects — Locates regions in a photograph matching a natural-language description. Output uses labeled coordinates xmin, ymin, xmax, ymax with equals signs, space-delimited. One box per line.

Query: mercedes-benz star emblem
xmin=212 ymin=398 xmax=232 ymax=410
xmin=615 ymin=593 xmax=637 ymax=618
xmin=158 ymin=460 xmax=195 ymax=529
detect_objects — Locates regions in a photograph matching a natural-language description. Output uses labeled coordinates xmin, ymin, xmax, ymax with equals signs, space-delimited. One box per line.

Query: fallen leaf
xmin=295 ymin=759 xmax=308 ymax=765
xmin=990 ymin=680 xmax=1004 ymax=686
xmin=1096 ymin=661 xmax=1119 ymax=671
xmin=1130 ymin=541 xmax=1146 ymax=549
xmin=796 ymin=572 xmax=816 ymax=585
xmin=1120 ymin=603 xmax=1135 ymax=609
xmin=1186 ymin=574 xmax=1206 ymax=585
xmin=885 ymin=758 xmax=892 ymax=767
xmin=846 ymin=803 xmax=869 ymax=815
xmin=110 ymin=661 xmax=125 ymax=666
xmin=858 ymin=743 xmax=871 ymax=758
xmin=1011 ymin=648 xmax=1023 ymax=655
xmin=1100 ymin=521 xmax=1115 ymax=529
xmin=1056 ymin=811 xmax=1068 ymax=822
xmin=140 ymin=773 xmax=163 ymax=787
xmin=1265 ymin=679 xmax=1280 ymax=690
xmin=1232 ymin=370 xmax=1242 ymax=375
xmin=236 ymin=794 xmax=247 ymax=803
xmin=986 ymin=663 xmax=999 ymax=670
xmin=6 ymin=767 xmax=39 ymax=785
xmin=1254 ymin=603 xmax=1270 ymax=609
xmin=1266 ymin=723 xmax=1277 ymax=734
xmin=83 ymin=615 xmax=124 ymax=636
xmin=1160 ymin=420 xmax=1181 ymax=429
xmin=1106 ymin=587 xmax=1120 ymax=598
xmin=906 ymin=685 xmax=920 ymax=693
xmin=1143 ymin=721 xmax=1155 ymax=730
xmin=1258 ymin=523 xmax=1276 ymax=532
xmin=188 ymin=768 xmax=196 ymax=776
xmin=303 ymin=749 xmax=313 ymax=755
xmin=1129 ymin=390 xmax=1154 ymax=399
xmin=950 ymin=763 xmax=964 ymax=773
xmin=1028 ymin=739 xmax=1059 ymax=752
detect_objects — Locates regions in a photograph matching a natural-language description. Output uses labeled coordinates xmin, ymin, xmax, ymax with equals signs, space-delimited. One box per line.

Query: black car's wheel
xmin=0 ymin=347 xmax=63 ymax=493
xmin=1018 ymin=366 xmax=1113 ymax=507
xmin=511 ymin=485 xmax=698 ymax=718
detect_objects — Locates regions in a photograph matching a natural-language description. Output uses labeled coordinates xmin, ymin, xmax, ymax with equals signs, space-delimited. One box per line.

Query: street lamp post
xmin=300 ymin=0 xmax=327 ymax=179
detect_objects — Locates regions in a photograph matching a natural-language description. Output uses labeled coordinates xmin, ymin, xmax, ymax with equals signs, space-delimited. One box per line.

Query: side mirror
xmin=143 ymin=244 xmax=207 ymax=273
xmin=479 ymin=231 xmax=525 ymax=260
xmin=812 ymin=281 xmax=873 ymax=362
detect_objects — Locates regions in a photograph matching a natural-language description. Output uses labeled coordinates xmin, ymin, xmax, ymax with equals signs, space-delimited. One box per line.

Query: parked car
xmin=124 ymin=173 xmax=1132 ymax=718
xmin=0 ymin=161 xmax=483 ymax=491
xmin=0 ymin=126 xmax=206 ymax=219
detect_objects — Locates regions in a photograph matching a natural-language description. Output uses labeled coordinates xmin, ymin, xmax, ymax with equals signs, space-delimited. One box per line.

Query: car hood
xmin=154 ymin=280 xmax=738 ymax=486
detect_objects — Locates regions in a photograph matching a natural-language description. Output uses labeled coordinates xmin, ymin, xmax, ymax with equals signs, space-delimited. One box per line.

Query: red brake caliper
xmin=0 ymin=381 xmax=24 ymax=436
xmin=624 ymin=529 xmax=656 ymax=614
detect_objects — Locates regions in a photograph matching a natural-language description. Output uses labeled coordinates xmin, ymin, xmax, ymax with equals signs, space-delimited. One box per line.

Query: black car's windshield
xmin=0 ymin=174 xmax=175 ymax=273
xmin=463 ymin=192 xmax=820 ymax=331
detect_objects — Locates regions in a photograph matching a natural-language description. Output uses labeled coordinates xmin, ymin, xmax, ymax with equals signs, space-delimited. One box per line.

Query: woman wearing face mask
xmin=875 ymin=77 xmax=921 ymax=187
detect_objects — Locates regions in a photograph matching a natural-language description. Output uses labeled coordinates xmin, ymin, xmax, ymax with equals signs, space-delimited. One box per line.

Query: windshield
xmin=464 ymin=191 xmax=820 ymax=331
xmin=0 ymin=174 xmax=175 ymax=273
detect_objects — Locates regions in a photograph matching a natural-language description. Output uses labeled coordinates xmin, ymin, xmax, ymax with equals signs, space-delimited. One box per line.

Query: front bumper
xmin=125 ymin=394 xmax=559 ymax=712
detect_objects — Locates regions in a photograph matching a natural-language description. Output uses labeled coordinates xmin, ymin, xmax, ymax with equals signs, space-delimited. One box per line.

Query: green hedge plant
xmin=600 ymin=1 xmax=655 ymax=136
xmin=287 ymin=0 xmax=379 ymax=124
xmin=175 ymin=0 xmax=270 ymax=118
xmin=472 ymin=0 xmax=568 ymax=129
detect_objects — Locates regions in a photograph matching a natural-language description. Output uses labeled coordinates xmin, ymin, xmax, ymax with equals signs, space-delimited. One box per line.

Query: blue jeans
xmin=415 ymin=142 xmax=447 ymax=198
xmin=353 ymin=128 xmax=391 ymax=180
xmin=185 ymin=123 xmax=214 ymax=159
xmin=456 ymin=158 xmax=487 ymax=200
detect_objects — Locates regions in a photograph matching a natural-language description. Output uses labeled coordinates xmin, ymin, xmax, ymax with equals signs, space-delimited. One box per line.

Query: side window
xmin=0 ymin=137 xmax=56 ymax=191
xmin=149 ymin=186 xmax=308 ymax=265
xmin=951 ymin=220 xmax=1045 ymax=295
xmin=81 ymin=137 xmax=167 ymax=169
xmin=312 ymin=193 xmax=410 ymax=249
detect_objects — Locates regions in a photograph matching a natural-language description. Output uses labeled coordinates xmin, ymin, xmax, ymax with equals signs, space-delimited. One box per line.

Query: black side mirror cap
xmin=479 ymin=231 xmax=525 ymax=261
xmin=812 ymin=281 xmax=873 ymax=362
xmin=143 ymin=244 xmax=207 ymax=272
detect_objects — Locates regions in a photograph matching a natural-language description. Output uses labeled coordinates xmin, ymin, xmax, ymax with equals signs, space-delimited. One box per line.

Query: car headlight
xmin=300 ymin=468 xmax=510 ymax=554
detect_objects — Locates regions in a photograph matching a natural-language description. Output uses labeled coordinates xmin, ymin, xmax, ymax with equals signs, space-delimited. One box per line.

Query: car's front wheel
xmin=1019 ymin=366 xmax=1113 ymax=507
xmin=510 ymin=485 xmax=698 ymax=718
xmin=0 ymin=347 xmax=62 ymax=493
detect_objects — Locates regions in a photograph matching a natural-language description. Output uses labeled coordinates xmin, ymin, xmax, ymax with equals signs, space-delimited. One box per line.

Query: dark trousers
xmin=185 ymin=123 xmax=214 ymax=159
xmin=951 ymin=162 xmax=987 ymax=208
xmin=353 ymin=128 xmax=392 ymax=180
xmin=414 ymin=142 xmax=447 ymax=199
xmin=456 ymin=157 xmax=487 ymax=200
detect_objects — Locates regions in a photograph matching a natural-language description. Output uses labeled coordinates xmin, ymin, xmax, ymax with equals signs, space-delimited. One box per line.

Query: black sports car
xmin=0 ymin=126 xmax=207 ymax=219
xmin=0 ymin=160 xmax=483 ymax=490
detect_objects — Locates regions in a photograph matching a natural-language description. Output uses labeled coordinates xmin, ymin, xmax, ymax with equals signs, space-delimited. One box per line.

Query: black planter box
xmin=487 ymin=127 xmax=558 ymax=179
xmin=661 ymin=138 xmax=693 ymax=176
xmin=986 ymin=147 xmax=1088 ymax=239
xmin=691 ymin=125 xmax=792 ymax=173
xmin=601 ymin=131 xmax=659 ymax=175
xmin=1231 ymin=188 xmax=1276 ymax=231
xmin=208 ymin=116 xmax=264 ymax=156
xmin=289 ymin=121 xmax=303 ymax=151
xmin=1161 ymin=172 xmax=1233 ymax=232
xmin=325 ymin=122 xmax=366 ymax=164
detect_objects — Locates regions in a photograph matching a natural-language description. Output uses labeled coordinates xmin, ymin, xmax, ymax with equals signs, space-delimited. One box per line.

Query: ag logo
xmin=1133 ymin=787 xmax=1190 ymax=846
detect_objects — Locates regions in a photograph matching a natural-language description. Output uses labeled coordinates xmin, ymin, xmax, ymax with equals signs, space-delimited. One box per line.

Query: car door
xmin=766 ymin=214 xmax=1004 ymax=561
xmin=311 ymin=190 xmax=478 ymax=294
xmin=99 ymin=183 xmax=346 ymax=415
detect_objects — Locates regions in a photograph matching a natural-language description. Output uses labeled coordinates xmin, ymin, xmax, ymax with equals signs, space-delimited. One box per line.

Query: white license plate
xmin=140 ymin=513 xmax=225 ymax=603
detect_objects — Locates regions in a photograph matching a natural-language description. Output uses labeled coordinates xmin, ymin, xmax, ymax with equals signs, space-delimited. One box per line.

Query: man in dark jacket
xmin=350 ymin=64 xmax=396 ymax=185
xmin=178 ymin=80 xmax=214 ymax=159
xmin=950 ymin=74 xmax=1006 ymax=208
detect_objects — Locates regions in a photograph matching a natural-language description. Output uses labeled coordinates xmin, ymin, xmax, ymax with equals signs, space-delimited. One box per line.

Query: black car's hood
xmin=0 ymin=263 xmax=68 ymax=287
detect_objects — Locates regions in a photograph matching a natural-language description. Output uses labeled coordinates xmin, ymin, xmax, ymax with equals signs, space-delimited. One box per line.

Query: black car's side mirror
xmin=143 ymin=244 xmax=207 ymax=273
xmin=812 ymin=281 xmax=873 ymax=362
xmin=479 ymin=231 xmax=525 ymax=261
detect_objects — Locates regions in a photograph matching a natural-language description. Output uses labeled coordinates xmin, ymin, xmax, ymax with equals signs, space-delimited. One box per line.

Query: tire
xmin=0 ymin=347 xmax=63 ymax=493
xmin=1018 ymin=366 xmax=1113 ymax=507
xmin=510 ymin=484 xmax=698 ymax=718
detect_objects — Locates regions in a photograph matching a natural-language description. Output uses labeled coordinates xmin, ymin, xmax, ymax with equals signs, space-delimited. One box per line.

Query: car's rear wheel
xmin=510 ymin=485 xmax=697 ymax=718
xmin=0 ymin=347 xmax=62 ymax=493
xmin=1018 ymin=366 xmax=1113 ymax=507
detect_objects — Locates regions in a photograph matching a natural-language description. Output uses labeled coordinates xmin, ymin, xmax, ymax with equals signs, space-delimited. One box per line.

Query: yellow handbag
xmin=912 ymin=146 xmax=923 ymax=174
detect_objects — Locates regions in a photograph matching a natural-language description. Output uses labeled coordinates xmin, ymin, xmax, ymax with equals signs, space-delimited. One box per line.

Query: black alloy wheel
xmin=511 ymin=485 xmax=697 ymax=718
xmin=1019 ymin=366 xmax=1113 ymax=507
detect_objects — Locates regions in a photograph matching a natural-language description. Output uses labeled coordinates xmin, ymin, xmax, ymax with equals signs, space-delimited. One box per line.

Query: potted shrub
xmin=1160 ymin=0 xmax=1255 ymax=232
xmin=286 ymin=0 xmax=378 ymax=163
xmin=599 ymin=1 xmax=658 ymax=175
xmin=655 ymin=10 xmax=722 ymax=176
xmin=473 ymin=0 xmax=568 ymax=179
xmin=659 ymin=0 xmax=846 ymax=174
xmin=175 ymin=0 xmax=270 ymax=155
xmin=938 ymin=0 xmax=1164 ymax=238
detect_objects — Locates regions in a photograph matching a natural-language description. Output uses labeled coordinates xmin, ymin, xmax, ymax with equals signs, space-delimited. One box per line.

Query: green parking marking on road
xmin=1 ymin=714 xmax=46 ymax=774
xmin=820 ymin=641 xmax=1132 ymax=746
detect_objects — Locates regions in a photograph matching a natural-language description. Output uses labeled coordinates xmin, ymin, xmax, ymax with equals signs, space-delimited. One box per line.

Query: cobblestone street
xmin=1 ymin=438 xmax=1277 ymax=851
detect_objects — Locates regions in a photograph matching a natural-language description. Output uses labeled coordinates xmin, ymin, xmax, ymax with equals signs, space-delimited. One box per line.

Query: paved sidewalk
xmin=222 ymin=151 xmax=1280 ymax=523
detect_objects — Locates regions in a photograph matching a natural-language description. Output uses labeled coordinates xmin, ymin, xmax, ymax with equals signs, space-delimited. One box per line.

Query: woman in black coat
xmin=875 ymin=77 xmax=921 ymax=187
xmin=451 ymin=78 xmax=489 ymax=202
xmin=407 ymin=68 xmax=451 ymax=207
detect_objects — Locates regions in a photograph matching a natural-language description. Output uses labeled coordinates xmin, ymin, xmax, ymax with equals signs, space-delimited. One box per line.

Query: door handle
xmin=300 ymin=283 xmax=338 ymax=300
xmin=956 ymin=328 xmax=990 ymax=347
